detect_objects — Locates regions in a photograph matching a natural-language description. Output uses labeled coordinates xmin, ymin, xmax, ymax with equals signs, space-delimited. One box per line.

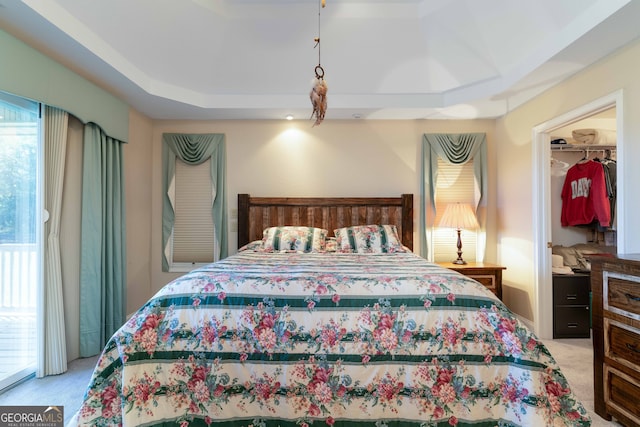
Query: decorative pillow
xmin=334 ymin=224 xmax=405 ymax=253
xmin=262 ymin=226 xmax=328 ymax=252
xmin=324 ymin=237 xmax=337 ymax=252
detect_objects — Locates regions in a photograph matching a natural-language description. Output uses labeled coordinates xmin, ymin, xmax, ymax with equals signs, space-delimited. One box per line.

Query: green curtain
xmin=420 ymin=133 xmax=487 ymax=261
xmin=79 ymin=123 xmax=126 ymax=357
xmin=162 ymin=133 xmax=227 ymax=272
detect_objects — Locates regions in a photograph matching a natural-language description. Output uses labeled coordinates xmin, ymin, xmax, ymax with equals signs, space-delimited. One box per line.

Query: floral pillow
xmin=262 ymin=226 xmax=328 ymax=252
xmin=334 ymin=224 xmax=405 ymax=253
xmin=324 ymin=237 xmax=338 ymax=252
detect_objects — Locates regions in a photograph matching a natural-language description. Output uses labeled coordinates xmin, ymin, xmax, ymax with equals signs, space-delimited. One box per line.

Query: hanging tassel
xmin=310 ymin=75 xmax=327 ymax=126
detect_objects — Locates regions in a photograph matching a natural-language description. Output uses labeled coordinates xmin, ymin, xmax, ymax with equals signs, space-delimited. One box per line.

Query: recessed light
xmin=286 ymin=115 xmax=294 ymax=120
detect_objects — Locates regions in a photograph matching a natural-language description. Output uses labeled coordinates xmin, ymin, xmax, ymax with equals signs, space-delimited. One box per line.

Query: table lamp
xmin=438 ymin=202 xmax=479 ymax=264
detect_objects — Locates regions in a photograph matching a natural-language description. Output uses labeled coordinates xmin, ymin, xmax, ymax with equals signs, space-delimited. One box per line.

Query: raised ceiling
xmin=0 ymin=0 xmax=639 ymax=121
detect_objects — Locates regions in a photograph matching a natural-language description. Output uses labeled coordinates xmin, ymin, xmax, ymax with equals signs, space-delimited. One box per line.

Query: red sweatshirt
xmin=561 ymin=160 xmax=610 ymax=227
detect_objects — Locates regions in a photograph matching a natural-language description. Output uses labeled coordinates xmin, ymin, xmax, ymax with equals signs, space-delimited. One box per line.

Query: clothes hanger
xmin=550 ymin=156 xmax=570 ymax=176
xmin=550 ymin=156 xmax=569 ymax=169
xmin=604 ymin=149 xmax=616 ymax=161
xmin=577 ymin=149 xmax=591 ymax=164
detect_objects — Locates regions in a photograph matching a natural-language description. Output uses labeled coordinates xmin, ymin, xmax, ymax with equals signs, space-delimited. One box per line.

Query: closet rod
xmin=550 ymin=143 xmax=616 ymax=152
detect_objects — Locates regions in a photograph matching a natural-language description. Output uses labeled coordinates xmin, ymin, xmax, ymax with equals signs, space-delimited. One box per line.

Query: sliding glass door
xmin=0 ymin=92 xmax=41 ymax=390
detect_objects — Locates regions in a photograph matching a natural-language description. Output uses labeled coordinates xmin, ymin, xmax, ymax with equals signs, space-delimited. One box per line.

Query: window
xmin=170 ymin=158 xmax=215 ymax=270
xmin=432 ymin=158 xmax=477 ymax=263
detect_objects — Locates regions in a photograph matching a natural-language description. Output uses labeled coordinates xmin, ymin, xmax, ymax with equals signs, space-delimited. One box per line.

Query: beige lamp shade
xmin=437 ymin=203 xmax=478 ymax=264
xmin=438 ymin=202 xmax=479 ymax=230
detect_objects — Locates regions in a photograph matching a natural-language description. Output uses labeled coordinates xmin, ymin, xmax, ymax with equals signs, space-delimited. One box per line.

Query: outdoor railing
xmin=0 ymin=243 xmax=37 ymax=309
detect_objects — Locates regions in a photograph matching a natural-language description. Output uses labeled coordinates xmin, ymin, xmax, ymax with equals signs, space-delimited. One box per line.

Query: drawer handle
xmin=566 ymin=295 xmax=577 ymax=300
xmin=624 ymin=292 xmax=640 ymax=302
xmin=567 ymin=323 xmax=578 ymax=328
xmin=626 ymin=343 xmax=640 ymax=354
xmin=625 ymin=343 xmax=640 ymax=353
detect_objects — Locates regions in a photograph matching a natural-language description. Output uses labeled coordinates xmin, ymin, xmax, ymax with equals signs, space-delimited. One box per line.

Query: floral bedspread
xmin=72 ymin=250 xmax=590 ymax=427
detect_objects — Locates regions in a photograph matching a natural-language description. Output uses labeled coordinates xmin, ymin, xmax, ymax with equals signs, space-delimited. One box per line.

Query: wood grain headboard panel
xmin=237 ymin=194 xmax=413 ymax=250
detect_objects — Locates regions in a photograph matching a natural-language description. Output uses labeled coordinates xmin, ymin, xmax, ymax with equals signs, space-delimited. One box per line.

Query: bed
xmin=71 ymin=194 xmax=591 ymax=426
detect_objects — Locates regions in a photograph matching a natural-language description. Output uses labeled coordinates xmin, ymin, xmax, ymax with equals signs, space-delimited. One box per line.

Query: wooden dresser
xmin=436 ymin=262 xmax=506 ymax=300
xmin=591 ymin=254 xmax=640 ymax=426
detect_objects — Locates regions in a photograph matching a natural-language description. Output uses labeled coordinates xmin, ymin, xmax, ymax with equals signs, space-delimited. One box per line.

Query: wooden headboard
xmin=237 ymin=194 xmax=413 ymax=250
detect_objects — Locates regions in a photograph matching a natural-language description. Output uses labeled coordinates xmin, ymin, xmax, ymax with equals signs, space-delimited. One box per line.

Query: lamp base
xmin=452 ymin=228 xmax=467 ymax=265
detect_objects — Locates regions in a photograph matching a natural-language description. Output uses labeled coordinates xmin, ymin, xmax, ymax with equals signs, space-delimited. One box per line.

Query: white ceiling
xmin=1 ymin=0 xmax=639 ymax=121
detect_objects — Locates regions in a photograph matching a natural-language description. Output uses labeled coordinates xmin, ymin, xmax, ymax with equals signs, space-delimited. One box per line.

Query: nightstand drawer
xmin=468 ymin=275 xmax=496 ymax=292
xmin=436 ymin=262 xmax=506 ymax=300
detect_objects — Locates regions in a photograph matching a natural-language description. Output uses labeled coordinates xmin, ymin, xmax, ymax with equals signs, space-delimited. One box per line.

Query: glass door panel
xmin=0 ymin=92 xmax=40 ymax=390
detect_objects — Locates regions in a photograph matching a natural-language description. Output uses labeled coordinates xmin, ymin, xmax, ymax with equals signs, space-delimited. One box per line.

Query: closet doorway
xmin=531 ymin=90 xmax=623 ymax=339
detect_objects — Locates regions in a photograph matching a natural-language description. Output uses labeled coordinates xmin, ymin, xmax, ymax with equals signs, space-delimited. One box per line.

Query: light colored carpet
xmin=0 ymin=355 xmax=99 ymax=426
xmin=542 ymin=337 xmax=622 ymax=426
xmin=0 ymin=338 xmax=626 ymax=426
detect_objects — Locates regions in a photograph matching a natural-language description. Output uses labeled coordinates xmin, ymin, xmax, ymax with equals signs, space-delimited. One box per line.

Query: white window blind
xmin=432 ymin=157 xmax=477 ymax=263
xmin=172 ymin=158 xmax=215 ymax=265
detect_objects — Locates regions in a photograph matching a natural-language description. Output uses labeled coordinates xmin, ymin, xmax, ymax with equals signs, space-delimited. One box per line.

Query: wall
xmin=125 ymin=110 xmax=154 ymax=313
xmin=496 ymin=37 xmax=640 ymax=322
xmin=143 ymin=119 xmax=498 ymax=294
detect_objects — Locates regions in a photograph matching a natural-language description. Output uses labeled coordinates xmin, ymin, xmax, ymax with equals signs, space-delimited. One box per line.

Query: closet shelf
xmin=550 ymin=143 xmax=616 ymax=152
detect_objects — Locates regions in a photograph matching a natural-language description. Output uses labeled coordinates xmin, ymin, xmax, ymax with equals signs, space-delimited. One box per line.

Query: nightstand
xmin=436 ymin=262 xmax=506 ymax=300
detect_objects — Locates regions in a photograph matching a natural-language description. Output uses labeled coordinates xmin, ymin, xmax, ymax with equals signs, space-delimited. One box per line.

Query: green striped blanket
xmin=73 ymin=250 xmax=590 ymax=427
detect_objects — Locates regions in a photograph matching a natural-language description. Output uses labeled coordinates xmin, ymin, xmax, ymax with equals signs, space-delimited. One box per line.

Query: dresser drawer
xmin=606 ymin=320 xmax=640 ymax=369
xmin=604 ymin=271 xmax=640 ymax=319
xmin=604 ymin=365 xmax=640 ymax=424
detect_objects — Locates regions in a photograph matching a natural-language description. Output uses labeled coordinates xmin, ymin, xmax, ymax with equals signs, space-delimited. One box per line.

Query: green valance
xmin=0 ymin=29 xmax=129 ymax=142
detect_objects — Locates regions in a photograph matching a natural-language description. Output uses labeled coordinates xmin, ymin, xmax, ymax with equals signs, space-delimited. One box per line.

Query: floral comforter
xmin=72 ymin=250 xmax=590 ymax=426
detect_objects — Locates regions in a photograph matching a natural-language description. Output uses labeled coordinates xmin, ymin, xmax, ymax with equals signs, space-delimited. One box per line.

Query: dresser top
xmin=590 ymin=253 xmax=640 ymax=266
